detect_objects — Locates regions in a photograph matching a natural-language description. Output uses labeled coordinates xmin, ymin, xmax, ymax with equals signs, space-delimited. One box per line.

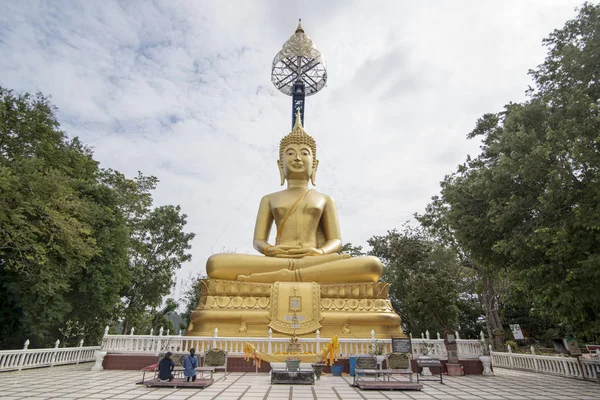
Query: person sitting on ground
xmin=184 ymin=348 xmax=199 ymax=382
xmin=158 ymin=351 xmax=175 ymax=382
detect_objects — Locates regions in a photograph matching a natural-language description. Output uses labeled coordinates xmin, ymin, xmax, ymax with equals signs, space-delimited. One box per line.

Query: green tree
xmin=420 ymin=2 xmax=600 ymax=341
xmin=368 ymin=225 xmax=481 ymax=336
xmin=120 ymin=204 xmax=195 ymax=334
xmin=340 ymin=242 xmax=365 ymax=257
xmin=0 ymin=88 xmax=130 ymax=347
xmin=180 ymin=273 xmax=206 ymax=332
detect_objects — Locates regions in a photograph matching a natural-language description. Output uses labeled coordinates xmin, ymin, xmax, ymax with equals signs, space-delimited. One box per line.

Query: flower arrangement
xmin=370 ymin=339 xmax=385 ymax=356
xmin=322 ymin=335 xmax=339 ymax=366
xmin=422 ymin=342 xmax=435 ymax=356
xmin=244 ymin=342 xmax=262 ymax=368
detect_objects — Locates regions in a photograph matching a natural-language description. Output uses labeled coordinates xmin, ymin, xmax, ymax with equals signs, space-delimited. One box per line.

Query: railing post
xmin=130 ymin=327 xmax=135 ymax=335
xmin=480 ymin=331 xmax=485 ymax=341
xmin=50 ymin=340 xmax=60 ymax=367
xmin=213 ymin=328 xmax=218 ymax=349
xmin=426 ymin=330 xmax=430 ymax=340
xmin=268 ymin=329 xmax=272 ymax=353
xmin=531 ymin=346 xmax=539 ymax=372
xmin=150 ymin=328 xmax=154 ymax=336
xmin=155 ymin=327 xmax=163 ymax=356
xmin=316 ymin=330 xmax=321 ymax=353
xmin=17 ymin=340 xmax=30 ymax=371
xmin=508 ymin=345 xmax=514 ymax=368
xmin=76 ymin=339 xmax=84 ymax=364
xmin=455 ymin=331 xmax=460 ymax=340
xmin=437 ymin=332 xmax=441 ymax=340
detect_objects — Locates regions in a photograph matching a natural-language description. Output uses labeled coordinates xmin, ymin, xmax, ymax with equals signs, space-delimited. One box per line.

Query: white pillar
xmin=213 ymin=328 xmax=218 ymax=349
xmin=50 ymin=340 xmax=60 ymax=367
xmin=316 ymin=330 xmax=321 ymax=353
xmin=508 ymin=345 xmax=514 ymax=368
xmin=18 ymin=340 xmax=30 ymax=371
xmin=91 ymin=350 xmax=107 ymax=371
xmin=268 ymin=328 xmax=273 ymax=353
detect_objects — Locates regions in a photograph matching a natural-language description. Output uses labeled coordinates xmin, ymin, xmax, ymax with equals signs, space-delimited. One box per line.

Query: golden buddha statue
xmin=188 ymin=112 xmax=403 ymax=339
xmin=206 ymin=114 xmax=382 ymax=284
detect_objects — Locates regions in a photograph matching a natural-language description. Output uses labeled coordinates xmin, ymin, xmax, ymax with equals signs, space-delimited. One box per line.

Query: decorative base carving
xmin=188 ymin=279 xmax=404 ymax=338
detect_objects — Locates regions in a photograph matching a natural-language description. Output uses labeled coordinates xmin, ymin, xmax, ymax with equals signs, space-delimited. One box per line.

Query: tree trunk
xmin=484 ymin=275 xmax=504 ymax=350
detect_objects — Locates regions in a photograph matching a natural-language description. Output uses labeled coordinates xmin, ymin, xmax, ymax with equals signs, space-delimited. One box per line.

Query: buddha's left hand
xmin=286 ymin=247 xmax=322 ymax=257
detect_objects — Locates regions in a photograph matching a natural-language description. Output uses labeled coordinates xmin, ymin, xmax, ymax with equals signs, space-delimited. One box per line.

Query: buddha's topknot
xmin=279 ymin=111 xmax=317 ymax=159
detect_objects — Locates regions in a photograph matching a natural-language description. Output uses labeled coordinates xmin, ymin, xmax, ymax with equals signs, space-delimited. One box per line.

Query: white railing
xmin=492 ymin=345 xmax=600 ymax=382
xmin=101 ymin=326 xmax=486 ymax=360
xmin=0 ymin=339 xmax=100 ymax=372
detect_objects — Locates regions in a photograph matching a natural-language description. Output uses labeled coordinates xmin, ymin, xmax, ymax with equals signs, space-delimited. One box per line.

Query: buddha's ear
xmin=311 ymin=159 xmax=319 ymax=186
xmin=278 ymin=159 xmax=285 ymax=186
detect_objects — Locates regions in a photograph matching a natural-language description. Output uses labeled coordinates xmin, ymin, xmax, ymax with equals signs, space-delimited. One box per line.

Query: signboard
xmin=391 ymin=337 xmax=411 ymax=353
xmin=565 ymin=337 xmax=582 ymax=356
xmin=416 ymin=358 xmax=442 ymax=367
xmin=510 ymin=324 xmax=525 ymax=340
xmin=552 ymin=338 xmax=582 ymax=356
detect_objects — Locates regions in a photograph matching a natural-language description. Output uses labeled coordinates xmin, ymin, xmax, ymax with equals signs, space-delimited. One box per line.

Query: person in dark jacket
xmin=158 ymin=352 xmax=175 ymax=381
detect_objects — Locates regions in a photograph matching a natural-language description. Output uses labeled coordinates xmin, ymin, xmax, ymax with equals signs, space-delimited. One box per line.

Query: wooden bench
xmin=353 ymin=356 xmax=422 ymax=391
xmin=586 ymin=345 xmax=600 ymax=353
xmin=416 ymin=358 xmax=443 ymax=384
xmin=140 ymin=353 xmax=216 ymax=389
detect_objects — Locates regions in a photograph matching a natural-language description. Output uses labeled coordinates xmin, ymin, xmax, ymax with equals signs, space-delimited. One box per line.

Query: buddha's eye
xmin=301 ymin=150 xmax=310 ymax=156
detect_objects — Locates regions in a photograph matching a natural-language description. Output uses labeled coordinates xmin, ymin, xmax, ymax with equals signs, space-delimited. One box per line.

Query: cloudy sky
xmin=0 ymin=0 xmax=584 ymax=298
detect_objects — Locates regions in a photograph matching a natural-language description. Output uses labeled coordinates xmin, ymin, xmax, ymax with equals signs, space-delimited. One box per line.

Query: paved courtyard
xmin=0 ymin=363 xmax=598 ymax=400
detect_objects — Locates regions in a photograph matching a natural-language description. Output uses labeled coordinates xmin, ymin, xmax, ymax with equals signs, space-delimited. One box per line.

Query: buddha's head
xmin=278 ymin=113 xmax=319 ymax=185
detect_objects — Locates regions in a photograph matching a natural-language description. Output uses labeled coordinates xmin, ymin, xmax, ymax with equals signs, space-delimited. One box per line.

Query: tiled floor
xmin=0 ymin=364 xmax=598 ymax=399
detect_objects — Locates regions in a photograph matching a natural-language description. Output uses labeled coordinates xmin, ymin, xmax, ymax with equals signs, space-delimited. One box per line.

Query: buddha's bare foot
xmin=236 ymin=268 xmax=295 ymax=283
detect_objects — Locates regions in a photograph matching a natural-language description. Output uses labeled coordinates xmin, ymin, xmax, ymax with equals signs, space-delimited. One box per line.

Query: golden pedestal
xmin=188 ymin=279 xmax=404 ymax=339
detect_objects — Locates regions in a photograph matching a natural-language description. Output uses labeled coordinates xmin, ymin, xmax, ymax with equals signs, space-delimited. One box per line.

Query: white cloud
xmin=0 ymin=0 xmax=584 ymax=299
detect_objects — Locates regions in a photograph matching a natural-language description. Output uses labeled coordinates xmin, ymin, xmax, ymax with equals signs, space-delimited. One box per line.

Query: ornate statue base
xmin=187 ymin=279 xmax=404 ymax=338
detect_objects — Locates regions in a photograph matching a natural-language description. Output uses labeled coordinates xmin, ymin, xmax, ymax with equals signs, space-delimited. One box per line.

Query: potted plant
xmin=479 ymin=340 xmax=493 ymax=376
xmin=285 ymin=356 xmax=301 ymax=371
xmin=311 ymin=362 xmax=325 ymax=380
xmin=370 ymin=339 xmax=386 ymax=367
xmin=419 ymin=342 xmax=435 ymax=376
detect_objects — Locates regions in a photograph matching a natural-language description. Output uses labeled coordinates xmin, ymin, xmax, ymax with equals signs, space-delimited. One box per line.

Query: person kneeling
xmin=158 ymin=352 xmax=175 ymax=382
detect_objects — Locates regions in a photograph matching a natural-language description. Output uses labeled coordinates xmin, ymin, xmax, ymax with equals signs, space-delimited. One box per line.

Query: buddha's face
xmin=279 ymin=143 xmax=317 ymax=183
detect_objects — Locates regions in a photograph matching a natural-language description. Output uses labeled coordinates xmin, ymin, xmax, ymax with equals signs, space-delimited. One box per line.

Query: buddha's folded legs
xmin=237 ymin=255 xmax=383 ymax=283
xmin=206 ymin=253 xmax=346 ymax=280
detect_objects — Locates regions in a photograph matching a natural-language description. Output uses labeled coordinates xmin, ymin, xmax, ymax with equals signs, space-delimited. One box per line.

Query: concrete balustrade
xmin=491 ymin=346 xmax=600 ymax=382
xmin=0 ymin=340 xmax=99 ymax=372
xmin=100 ymin=327 xmax=487 ymax=360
